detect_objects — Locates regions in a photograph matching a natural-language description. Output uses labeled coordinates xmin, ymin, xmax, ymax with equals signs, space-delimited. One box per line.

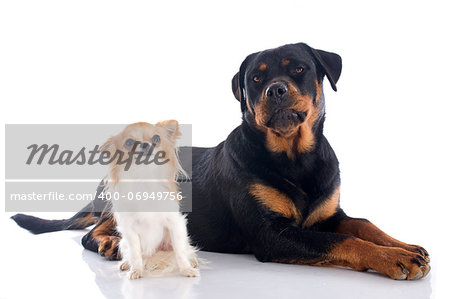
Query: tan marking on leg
xmin=74 ymin=213 xmax=97 ymax=227
xmin=328 ymin=238 xmax=430 ymax=280
xmin=249 ymin=183 xmax=301 ymax=222
xmin=92 ymin=217 xmax=116 ymax=239
xmin=303 ymin=186 xmax=340 ymax=227
xmin=336 ymin=218 xmax=430 ymax=262
xmin=278 ymin=237 xmax=429 ymax=279
xmin=92 ymin=217 xmax=121 ymax=260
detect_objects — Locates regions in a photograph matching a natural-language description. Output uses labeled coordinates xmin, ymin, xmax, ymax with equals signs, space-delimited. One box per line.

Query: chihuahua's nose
xmin=151 ymin=135 xmax=160 ymax=145
xmin=140 ymin=142 xmax=151 ymax=150
xmin=265 ymin=82 xmax=288 ymax=103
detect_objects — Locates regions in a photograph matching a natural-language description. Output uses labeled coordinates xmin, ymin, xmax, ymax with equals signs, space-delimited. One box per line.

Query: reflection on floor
xmin=0 ymin=215 xmax=435 ymax=299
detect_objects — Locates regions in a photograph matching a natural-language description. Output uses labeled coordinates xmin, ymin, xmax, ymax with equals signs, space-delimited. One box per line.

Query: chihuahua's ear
xmin=99 ymin=136 xmax=115 ymax=153
xmin=157 ymin=119 xmax=181 ymax=139
xmin=232 ymin=52 xmax=258 ymax=112
xmin=301 ymin=43 xmax=342 ymax=92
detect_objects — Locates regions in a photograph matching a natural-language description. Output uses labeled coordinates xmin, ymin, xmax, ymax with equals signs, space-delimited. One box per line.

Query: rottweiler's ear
xmin=231 ymin=70 xmax=247 ymax=112
xmin=232 ymin=72 xmax=241 ymax=102
xmin=309 ymin=47 xmax=342 ymax=92
xmin=231 ymin=53 xmax=258 ymax=112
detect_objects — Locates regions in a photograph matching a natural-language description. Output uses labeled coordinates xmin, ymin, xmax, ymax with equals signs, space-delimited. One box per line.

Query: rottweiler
xmin=12 ymin=42 xmax=430 ymax=280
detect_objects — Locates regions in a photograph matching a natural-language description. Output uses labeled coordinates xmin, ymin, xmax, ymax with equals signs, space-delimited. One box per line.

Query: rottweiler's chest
xmin=248 ymin=170 xmax=340 ymax=228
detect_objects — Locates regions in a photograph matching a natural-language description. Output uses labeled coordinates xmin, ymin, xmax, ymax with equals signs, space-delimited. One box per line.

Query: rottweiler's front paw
xmin=373 ymin=247 xmax=430 ymax=280
xmin=406 ymin=245 xmax=430 ymax=263
xmin=98 ymin=236 xmax=121 ymax=260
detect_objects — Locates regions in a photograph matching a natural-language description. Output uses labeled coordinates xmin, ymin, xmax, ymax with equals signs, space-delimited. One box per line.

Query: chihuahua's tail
xmin=143 ymin=247 xmax=207 ymax=277
xmin=10 ymin=180 xmax=109 ymax=234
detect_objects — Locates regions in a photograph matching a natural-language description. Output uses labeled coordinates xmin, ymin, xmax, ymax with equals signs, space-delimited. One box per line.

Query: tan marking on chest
xmin=249 ymin=183 xmax=301 ymax=222
xmin=303 ymin=186 xmax=340 ymax=227
xmin=265 ymin=131 xmax=296 ymax=158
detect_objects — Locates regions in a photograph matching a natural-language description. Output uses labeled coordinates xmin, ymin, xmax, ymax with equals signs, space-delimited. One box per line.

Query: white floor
xmin=0 ymin=213 xmax=446 ymax=299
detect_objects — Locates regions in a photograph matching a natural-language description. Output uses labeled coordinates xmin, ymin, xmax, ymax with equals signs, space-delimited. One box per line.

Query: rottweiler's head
xmin=232 ymin=43 xmax=342 ymax=155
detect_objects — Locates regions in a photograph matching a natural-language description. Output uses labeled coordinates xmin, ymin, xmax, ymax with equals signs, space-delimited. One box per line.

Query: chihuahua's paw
xmin=128 ymin=269 xmax=143 ymax=280
xmin=180 ymin=267 xmax=200 ymax=277
xmin=190 ymin=256 xmax=199 ymax=268
xmin=120 ymin=261 xmax=130 ymax=271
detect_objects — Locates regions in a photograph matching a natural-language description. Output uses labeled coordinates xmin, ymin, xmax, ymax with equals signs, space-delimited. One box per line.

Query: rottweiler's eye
xmin=253 ymin=75 xmax=261 ymax=83
xmin=151 ymin=134 xmax=161 ymax=144
xmin=295 ymin=67 xmax=304 ymax=74
xmin=124 ymin=138 xmax=135 ymax=147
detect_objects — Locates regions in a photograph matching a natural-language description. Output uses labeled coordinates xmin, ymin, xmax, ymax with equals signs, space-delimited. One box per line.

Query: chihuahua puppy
xmin=101 ymin=121 xmax=199 ymax=279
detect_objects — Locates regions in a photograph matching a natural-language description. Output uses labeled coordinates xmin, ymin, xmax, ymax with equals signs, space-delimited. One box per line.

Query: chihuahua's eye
xmin=295 ymin=67 xmax=304 ymax=74
xmin=124 ymin=138 xmax=135 ymax=147
xmin=151 ymin=135 xmax=161 ymax=144
xmin=253 ymin=75 xmax=261 ymax=83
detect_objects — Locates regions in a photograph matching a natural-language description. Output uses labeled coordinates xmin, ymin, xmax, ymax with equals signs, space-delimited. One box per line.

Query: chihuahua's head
xmin=100 ymin=120 xmax=184 ymax=182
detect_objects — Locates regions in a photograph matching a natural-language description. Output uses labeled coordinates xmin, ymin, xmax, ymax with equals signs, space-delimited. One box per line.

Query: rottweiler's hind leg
xmin=82 ymin=216 xmax=121 ymax=260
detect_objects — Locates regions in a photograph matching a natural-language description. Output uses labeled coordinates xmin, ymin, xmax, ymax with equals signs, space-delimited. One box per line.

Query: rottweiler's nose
xmin=265 ymin=82 xmax=288 ymax=102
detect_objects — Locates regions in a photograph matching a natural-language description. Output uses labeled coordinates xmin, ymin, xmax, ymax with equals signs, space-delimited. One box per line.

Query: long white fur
xmin=104 ymin=123 xmax=199 ymax=279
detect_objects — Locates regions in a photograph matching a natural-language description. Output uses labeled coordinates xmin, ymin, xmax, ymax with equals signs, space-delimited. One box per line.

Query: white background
xmin=1 ymin=0 xmax=449 ymax=298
